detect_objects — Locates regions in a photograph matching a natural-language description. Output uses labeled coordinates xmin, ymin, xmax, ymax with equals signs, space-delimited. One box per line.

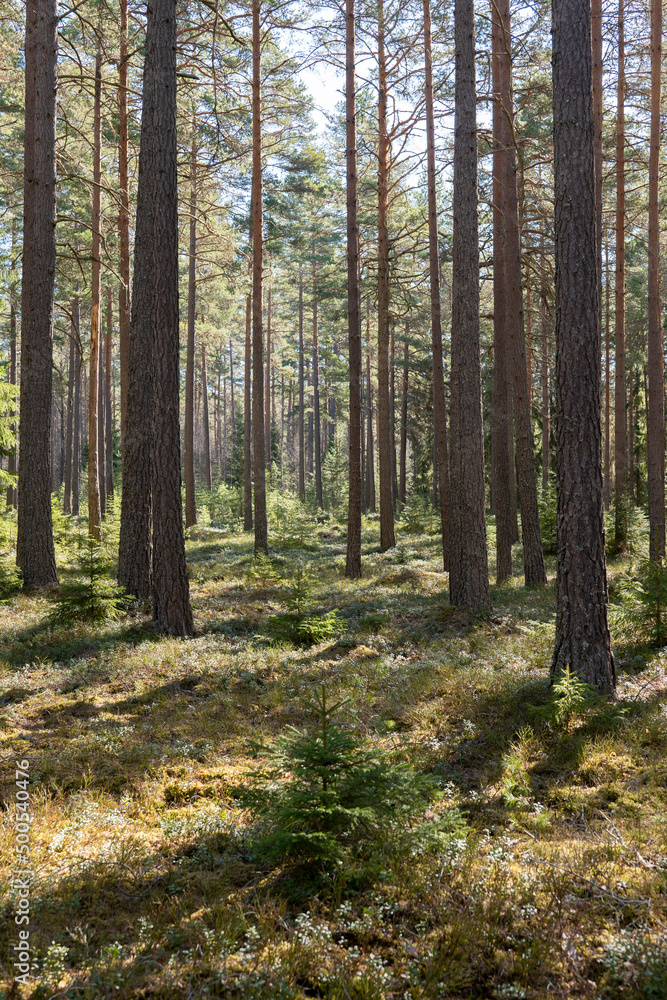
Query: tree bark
xmin=551 ymin=0 xmax=614 ymax=692
xmin=604 ymin=237 xmax=611 ymax=506
xmin=377 ymin=0 xmax=395 ymax=550
xmin=185 ymin=133 xmax=197 ymax=527
xmin=146 ymin=0 xmax=192 ymax=634
xmin=312 ymin=262 xmax=323 ymax=508
xmin=491 ymin=0 xmax=513 ymax=582
xmin=424 ymin=0 xmax=449 ymax=568
xmin=449 ymin=0 xmax=490 ymax=612
xmin=118 ymin=0 xmax=130 ymax=456
xmin=105 ymin=286 xmax=114 ymax=499
xmin=265 ymin=281 xmax=272 ymax=473
xmin=72 ymin=300 xmax=81 ymax=517
xmin=202 ymin=344 xmax=212 ymax=490
xmin=365 ymin=349 xmax=376 ymax=512
xmin=243 ymin=293 xmax=253 ymax=530
xmin=251 ymin=0 xmax=268 ymax=554
xmin=98 ymin=306 xmax=106 ymax=515
xmin=498 ymin=0 xmax=546 ymax=586
xmin=17 ymin=0 xmax=58 ymax=585
xmin=345 ymin=0 xmax=363 ymax=576
xmin=647 ymin=0 xmax=664 ymax=558
xmin=399 ymin=332 xmax=408 ymax=507
xmin=7 ymin=229 xmax=17 ymax=509
xmin=540 ymin=228 xmax=550 ymax=493
xmin=88 ymin=46 xmax=103 ymax=540
xmin=614 ymin=0 xmax=627 ymax=551
xmin=298 ymin=272 xmax=306 ymax=501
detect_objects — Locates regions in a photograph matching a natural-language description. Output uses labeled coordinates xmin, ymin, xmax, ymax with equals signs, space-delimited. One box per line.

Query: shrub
xmin=612 ymin=556 xmax=667 ymax=647
xmin=241 ymin=686 xmax=435 ymax=868
xmin=529 ymin=665 xmax=597 ymax=731
xmin=46 ymin=539 xmax=131 ymax=627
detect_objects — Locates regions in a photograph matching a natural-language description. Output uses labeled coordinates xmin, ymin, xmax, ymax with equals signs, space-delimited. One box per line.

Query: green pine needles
xmin=531 ymin=665 xmax=597 ymax=731
xmin=46 ymin=537 xmax=131 ymax=627
xmin=241 ymin=686 xmax=434 ymax=869
xmin=614 ymin=553 xmax=667 ymax=647
xmin=266 ymin=564 xmax=347 ymax=646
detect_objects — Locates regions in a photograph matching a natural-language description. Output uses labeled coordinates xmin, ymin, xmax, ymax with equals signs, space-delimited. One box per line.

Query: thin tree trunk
xmin=377 ymin=0 xmax=395 ymax=550
xmin=312 ymin=262 xmax=323 ymax=508
xmin=105 ymin=286 xmax=114 ymax=498
xmin=72 ymin=302 xmax=81 ymax=517
xmin=345 ymin=0 xmax=363 ymax=576
xmin=498 ymin=0 xmax=546 ymax=586
xmin=265 ymin=281 xmax=272 ymax=473
xmin=366 ymin=349 xmax=376 ymax=512
xmin=243 ymin=293 xmax=253 ymax=530
xmin=551 ymin=0 xmax=614 ymax=692
xmin=540 ymin=230 xmax=550 ymax=493
xmin=229 ymin=338 xmax=236 ymax=429
xmin=98 ymin=309 xmax=106 ymax=515
xmin=202 ymin=344 xmax=212 ymax=490
xmin=424 ymin=0 xmax=449 ymax=568
xmin=604 ymin=237 xmax=611 ymax=506
xmin=647 ymin=0 xmax=664 ymax=558
xmin=88 ymin=46 xmax=103 ymax=540
xmin=592 ymin=0 xmax=603 ymax=330
xmin=184 ymin=131 xmax=197 ymax=527
xmin=298 ymin=273 xmax=306 ymax=500
xmin=7 ymin=226 xmax=17 ymax=509
xmin=251 ymin=4 xmax=267 ymax=553
xmin=449 ymin=0 xmax=490 ymax=612
xmin=491 ymin=0 xmax=512 ymax=581
xmin=118 ymin=0 xmax=130 ymax=455
xmin=390 ymin=333 xmax=397 ymax=508
xmin=399 ymin=332 xmax=408 ymax=507
xmin=614 ymin=0 xmax=627 ymax=551
xmin=628 ymin=332 xmax=634 ymax=502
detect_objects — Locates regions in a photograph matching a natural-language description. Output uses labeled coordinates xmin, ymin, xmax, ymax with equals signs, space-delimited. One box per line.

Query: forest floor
xmin=1 ymin=507 xmax=666 ymax=999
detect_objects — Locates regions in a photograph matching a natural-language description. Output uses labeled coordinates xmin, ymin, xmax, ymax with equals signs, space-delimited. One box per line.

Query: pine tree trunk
xmin=366 ymin=349 xmax=376 ymax=512
xmin=647 ymin=0 xmax=664 ymax=558
xmin=251 ymin=0 xmax=268 ymax=554
xmin=202 ymin=344 xmax=212 ymax=491
xmin=229 ymin=338 xmax=236 ymax=429
xmin=604 ymin=238 xmax=611 ymax=506
xmin=614 ymin=0 xmax=627 ymax=551
xmin=540 ymin=229 xmax=550 ymax=493
xmin=18 ymin=0 xmax=58 ymax=585
xmin=551 ymin=0 xmax=614 ymax=692
xmin=118 ymin=0 xmax=130 ymax=456
xmin=424 ymin=0 xmax=449 ymax=568
xmin=265 ymin=282 xmax=272 ymax=473
xmin=312 ymin=263 xmax=323 ymax=508
xmin=88 ymin=46 xmax=103 ymax=540
xmin=628 ymin=334 xmax=634 ymax=502
xmin=7 ymin=229 xmax=17 ymax=509
xmin=72 ymin=301 xmax=81 ymax=516
xmin=146 ymin=0 xmax=192 ymax=634
xmin=449 ymin=0 xmax=490 ymax=612
xmin=105 ymin=286 xmax=114 ymax=498
xmin=399 ymin=332 xmax=408 ymax=507
xmin=345 ymin=0 xmax=363 ymax=576
xmin=243 ymin=293 xmax=253 ymax=530
xmin=498 ymin=0 xmax=546 ymax=586
xmin=185 ymin=134 xmax=197 ymax=527
xmin=491 ymin=0 xmax=513 ymax=582
xmin=592 ymin=0 xmax=603 ymax=317
xmin=98 ymin=312 xmax=106 ymax=515
xmin=377 ymin=0 xmax=395 ymax=551
xmin=298 ymin=273 xmax=306 ymax=501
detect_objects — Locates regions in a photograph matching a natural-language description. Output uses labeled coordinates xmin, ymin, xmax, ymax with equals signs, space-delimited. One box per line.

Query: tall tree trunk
xmin=72 ymin=302 xmax=81 ymax=517
xmin=105 ymin=286 xmax=114 ymax=498
xmin=390 ymin=333 xmax=398 ymax=508
xmin=424 ymin=0 xmax=449 ymax=568
xmin=399 ymin=332 xmax=408 ymax=507
xmin=229 ymin=338 xmax=236 ymax=429
xmin=345 ymin=0 xmax=363 ymax=576
xmin=377 ymin=0 xmax=395 ymax=550
xmin=551 ymin=0 xmax=614 ymax=692
xmin=265 ymin=281 xmax=272 ymax=473
xmin=202 ymin=344 xmax=212 ymax=490
xmin=449 ymin=0 xmax=490 ymax=612
xmin=184 ymin=132 xmax=197 ymax=527
xmin=146 ymin=0 xmax=192 ymax=634
xmin=592 ymin=0 xmax=603 ymax=325
xmin=604 ymin=237 xmax=611 ymax=506
xmin=499 ymin=0 xmax=546 ymax=585
xmin=222 ymin=372 xmax=226 ymax=480
xmin=647 ymin=0 xmax=664 ymax=558
xmin=88 ymin=46 xmax=103 ymax=540
xmin=18 ymin=0 xmax=58 ymax=585
xmin=540 ymin=230 xmax=550 ymax=493
xmin=628 ymin=332 xmax=634 ymax=502
xmin=366 ymin=348 xmax=376 ymax=512
xmin=243 ymin=293 xmax=253 ymax=530
xmin=491 ymin=0 xmax=513 ymax=581
xmin=98 ymin=309 xmax=106 ymax=515
xmin=312 ymin=262 xmax=323 ymax=508
xmin=298 ymin=273 xmax=306 ymax=501
xmin=251 ymin=0 xmax=267 ymax=554
xmin=118 ymin=0 xmax=130 ymax=455
xmin=614 ymin=0 xmax=627 ymax=551
xmin=7 ymin=228 xmax=17 ymax=510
